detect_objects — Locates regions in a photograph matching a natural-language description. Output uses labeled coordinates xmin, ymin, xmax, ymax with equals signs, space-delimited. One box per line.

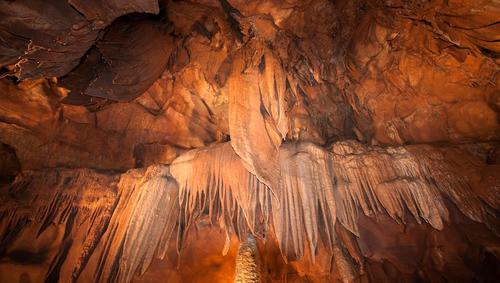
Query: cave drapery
xmin=0 ymin=0 xmax=499 ymax=282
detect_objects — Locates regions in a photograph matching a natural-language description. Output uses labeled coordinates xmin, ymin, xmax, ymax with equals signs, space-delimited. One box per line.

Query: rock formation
xmin=0 ymin=0 xmax=498 ymax=282
xmin=234 ymin=235 xmax=261 ymax=283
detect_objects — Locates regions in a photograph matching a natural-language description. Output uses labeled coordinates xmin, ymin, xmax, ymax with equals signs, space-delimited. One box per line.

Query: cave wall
xmin=0 ymin=0 xmax=498 ymax=282
xmin=1 ymin=0 xmax=498 ymax=172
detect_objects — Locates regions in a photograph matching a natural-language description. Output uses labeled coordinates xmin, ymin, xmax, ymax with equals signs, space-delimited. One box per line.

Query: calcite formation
xmin=234 ymin=235 xmax=261 ymax=283
xmin=1 ymin=141 xmax=497 ymax=282
xmin=0 ymin=0 xmax=498 ymax=282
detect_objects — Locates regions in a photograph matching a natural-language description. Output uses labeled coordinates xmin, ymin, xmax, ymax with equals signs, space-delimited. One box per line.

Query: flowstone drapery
xmin=0 ymin=0 xmax=498 ymax=282
xmin=1 ymin=141 xmax=497 ymax=282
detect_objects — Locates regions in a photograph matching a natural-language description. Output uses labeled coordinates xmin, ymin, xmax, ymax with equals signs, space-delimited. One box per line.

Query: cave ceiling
xmin=0 ymin=0 xmax=499 ymax=282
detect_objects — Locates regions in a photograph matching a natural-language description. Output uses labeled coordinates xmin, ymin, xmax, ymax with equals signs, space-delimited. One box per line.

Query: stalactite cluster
xmin=0 ymin=0 xmax=498 ymax=282
xmin=1 ymin=141 xmax=497 ymax=282
xmin=0 ymin=166 xmax=178 ymax=282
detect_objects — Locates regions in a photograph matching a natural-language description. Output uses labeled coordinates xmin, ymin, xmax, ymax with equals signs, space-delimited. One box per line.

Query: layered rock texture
xmin=0 ymin=0 xmax=499 ymax=282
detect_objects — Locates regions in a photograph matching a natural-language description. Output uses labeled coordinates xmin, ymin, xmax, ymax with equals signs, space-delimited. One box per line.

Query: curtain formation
xmin=0 ymin=0 xmax=498 ymax=282
xmin=1 ymin=140 xmax=496 ymax=282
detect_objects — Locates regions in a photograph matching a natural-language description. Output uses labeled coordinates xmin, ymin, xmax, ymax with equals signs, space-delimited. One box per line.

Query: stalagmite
xmin=234 ymin=235 xmax=261 ymax=283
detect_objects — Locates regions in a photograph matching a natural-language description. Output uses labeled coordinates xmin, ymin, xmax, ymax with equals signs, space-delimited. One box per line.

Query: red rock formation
xmin=0 ymin=0 xmax=498 ymax=282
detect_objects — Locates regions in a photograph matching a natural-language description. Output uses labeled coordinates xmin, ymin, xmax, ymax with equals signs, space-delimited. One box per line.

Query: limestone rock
xmin=0 ymin=0 xmax=499 ymax=282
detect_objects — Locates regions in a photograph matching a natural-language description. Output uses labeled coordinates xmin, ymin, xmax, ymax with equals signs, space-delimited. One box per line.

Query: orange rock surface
xmin=0 ymin=0 xmax=498 ymax=282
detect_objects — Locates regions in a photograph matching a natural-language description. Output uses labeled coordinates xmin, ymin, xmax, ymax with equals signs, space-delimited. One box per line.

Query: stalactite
xmin=171 ymin=140 xmax=497 ymax=263
xmin=272 ymin=142 xmax=337 ymax=261
xmin=0 ymin=166 xmax=179 ymax=283
xmin=330 ymin=141 xmax=498 ymax=236
xmin=253 ymin=141 xmax=498 ymax=281
xmin=0 ymin=142 xmax=497 ymax=282
xmin=408 ymin=145 xmax=499 ymax=234
xmin=83 ymin=166 xmax=179 ymax=283
xmin=170 ymin=142 xmax=271 ymax=249
xmin=330 ymin=141 xmax=450 ymax=235
xmin=224 ymin=39 xmax=288 ymax=197
xmin=0 ymin=0 xmax=498 ymax=281
xmin=0 ymin=169 xmax=118 ymax=282
xmin=112 ymin=166 xmax=178 ymax=281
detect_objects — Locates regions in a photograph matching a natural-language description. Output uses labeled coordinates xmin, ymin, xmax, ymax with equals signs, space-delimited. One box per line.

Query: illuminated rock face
xmin=0 ymin=0 xmax=498 ymax=282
